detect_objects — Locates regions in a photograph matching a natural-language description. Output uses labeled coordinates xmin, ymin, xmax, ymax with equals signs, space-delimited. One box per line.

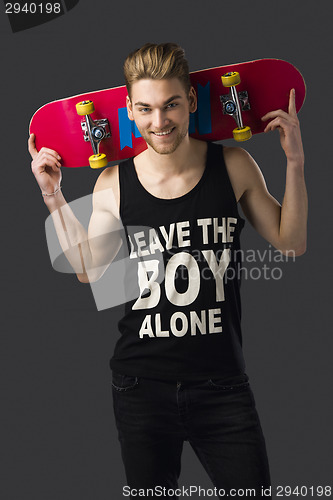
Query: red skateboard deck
xmin=29 ymin=59 xmax=306 ymax=168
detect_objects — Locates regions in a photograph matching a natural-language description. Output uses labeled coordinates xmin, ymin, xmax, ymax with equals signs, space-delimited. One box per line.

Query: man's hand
xmin=28 ymin=133 xmax=62 ymax=195
xmin=261 ymin=89 xmax=304 ymax=166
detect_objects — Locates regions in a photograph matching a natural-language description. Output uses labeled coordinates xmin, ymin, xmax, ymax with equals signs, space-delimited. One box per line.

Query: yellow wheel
xmin=89 ymin=153 xmax=108 ymax=169
xmin=233 ymin=126 xmax=252 ymax=142
xmin=221 ymin=71 xmax=241 ymax=87
xmin=76 ymin=100 xmax=95 ymax=116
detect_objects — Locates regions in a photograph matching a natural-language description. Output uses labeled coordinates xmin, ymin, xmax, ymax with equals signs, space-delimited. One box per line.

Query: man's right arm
xmin=29 ymin=134 xmax=122 ymax=283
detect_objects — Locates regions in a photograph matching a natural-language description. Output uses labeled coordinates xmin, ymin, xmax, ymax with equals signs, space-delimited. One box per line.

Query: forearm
xmin=279 ymin=159 xmax=308 ymax=255
xmin=44 ymin=190 xmax=93 ymax=280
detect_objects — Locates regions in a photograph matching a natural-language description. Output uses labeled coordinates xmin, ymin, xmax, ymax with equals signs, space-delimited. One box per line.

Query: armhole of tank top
xmin=118 ymin=161 xmax=124 ymax=221
xmin=211 ymin=142 xmax=246 ymax=230
xmin=119 ymin=158 xmax=133 ymax=221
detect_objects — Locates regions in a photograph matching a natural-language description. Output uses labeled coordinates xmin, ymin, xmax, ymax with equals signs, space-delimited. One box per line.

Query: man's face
xmin=127 ymin=78 xmax=197 ymax=155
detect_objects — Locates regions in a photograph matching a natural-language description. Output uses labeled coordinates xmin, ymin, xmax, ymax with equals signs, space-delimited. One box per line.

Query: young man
xmin=29 ymin=43 xmax=307 ymax=498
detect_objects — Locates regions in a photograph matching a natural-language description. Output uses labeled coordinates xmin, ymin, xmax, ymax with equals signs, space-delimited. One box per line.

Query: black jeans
xmin=112 ymin=371 xmax=271 ymax=499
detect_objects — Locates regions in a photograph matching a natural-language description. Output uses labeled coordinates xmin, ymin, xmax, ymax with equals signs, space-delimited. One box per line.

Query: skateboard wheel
xmin=233 ymin=126 xmax=252 ymax=142
xmin=89 ymin=153 xmax=108 ymax=169
xmin=76 ymin=100 xmax=95 ymax=116
xmin=221 ymin=72 xmax=241 ymax=87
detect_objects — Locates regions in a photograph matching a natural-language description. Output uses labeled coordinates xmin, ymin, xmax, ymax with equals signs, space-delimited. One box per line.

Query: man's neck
xmin=137 ymin=137 xmax=204 ymax=178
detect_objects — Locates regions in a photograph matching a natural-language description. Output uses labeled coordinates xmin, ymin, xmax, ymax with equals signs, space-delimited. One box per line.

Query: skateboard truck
xmin=220 ymin=72 xmax=252 ymax=142
xmin=76 ymin=100 xmax=111 ymax=168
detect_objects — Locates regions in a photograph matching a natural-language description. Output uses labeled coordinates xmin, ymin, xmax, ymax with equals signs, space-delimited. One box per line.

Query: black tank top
xmin=109 ymin=142 xmax=246 ymax=381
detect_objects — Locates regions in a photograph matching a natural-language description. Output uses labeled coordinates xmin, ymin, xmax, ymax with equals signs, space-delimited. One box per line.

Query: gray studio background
xmin=1 ymin=1 xmax=332 ymax=498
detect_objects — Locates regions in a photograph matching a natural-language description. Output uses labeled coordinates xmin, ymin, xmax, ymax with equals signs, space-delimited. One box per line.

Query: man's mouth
xmin=151 ymin=127 xmax=174 ymax=136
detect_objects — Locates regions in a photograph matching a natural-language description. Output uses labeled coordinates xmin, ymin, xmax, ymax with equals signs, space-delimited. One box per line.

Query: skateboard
xmin=29 ymin=59 xmax=306 ymax=168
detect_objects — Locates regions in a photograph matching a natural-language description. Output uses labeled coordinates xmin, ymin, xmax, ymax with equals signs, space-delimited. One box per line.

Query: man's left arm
xmin=226 ymin=89 xmax=308 ymax=256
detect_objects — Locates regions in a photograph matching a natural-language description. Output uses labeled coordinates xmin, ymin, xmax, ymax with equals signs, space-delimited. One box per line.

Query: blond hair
xmin=124 ymin=42 xmax=191 ymax=98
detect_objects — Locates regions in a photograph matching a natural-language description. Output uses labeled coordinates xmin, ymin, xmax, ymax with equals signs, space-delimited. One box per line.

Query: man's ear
xmin=126 ymin=95 xmax=134 ymax=121
xmin=189 ymin=86 xmax=197 ymax=114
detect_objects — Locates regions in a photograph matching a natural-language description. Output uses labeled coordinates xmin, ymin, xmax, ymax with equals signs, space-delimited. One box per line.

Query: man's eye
xmin=166 ymin=103 xmax=177 ymax=109
xmin=139 ymin=108 xmax=150 ymax=113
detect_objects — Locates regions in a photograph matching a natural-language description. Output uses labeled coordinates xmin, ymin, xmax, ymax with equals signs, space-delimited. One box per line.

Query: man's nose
xmin=153 ymin=110 xmax=169 ymax=130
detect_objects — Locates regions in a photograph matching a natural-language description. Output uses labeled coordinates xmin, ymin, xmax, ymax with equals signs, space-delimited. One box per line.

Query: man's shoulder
xmin=94 ymin=164 xmax=120 ymax=193
xmin=222 ymin=146 xmax=263 ymax=202
xmin=223 ymin=145 xmax=250 ymax=162
xmin=91 ymin=164 xmax=121 ymax=217
xmin=223 ymin=145 xmax=258 ymax=177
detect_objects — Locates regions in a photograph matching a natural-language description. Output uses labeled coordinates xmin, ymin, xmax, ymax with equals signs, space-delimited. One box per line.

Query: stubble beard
xmin=141 ymin=121 xmax=189 ymax=155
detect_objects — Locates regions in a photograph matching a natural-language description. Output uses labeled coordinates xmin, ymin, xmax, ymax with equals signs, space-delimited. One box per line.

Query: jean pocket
xmin=111 ymin=371 xmax=139 ymax=392
xmin=208 ymin=373 xmax=250 ymax=391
